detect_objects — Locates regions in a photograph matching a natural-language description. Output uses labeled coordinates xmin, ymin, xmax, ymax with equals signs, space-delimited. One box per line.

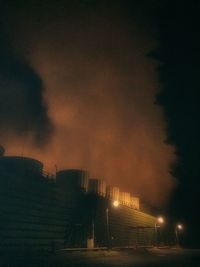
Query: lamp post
xmin=175 ymin=224 xmax=183 ymax=247
xmin=154 ymin=216 xmax=164 ymax=247
xmin=106 ymin=200 xmax=119 ymax=250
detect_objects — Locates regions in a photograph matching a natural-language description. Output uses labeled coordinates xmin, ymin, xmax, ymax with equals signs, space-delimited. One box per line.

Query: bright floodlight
xmin=177 ymin=224 xmax=183 ymax=230
xmin=157 ymin=216 xmax=164 ymax=224
xmin=113 ymin=200 xmax=119 ymax=207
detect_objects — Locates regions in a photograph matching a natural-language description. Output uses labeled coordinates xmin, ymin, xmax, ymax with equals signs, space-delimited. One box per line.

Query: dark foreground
xmin=1 ymin=248 xmax=200 ymax=267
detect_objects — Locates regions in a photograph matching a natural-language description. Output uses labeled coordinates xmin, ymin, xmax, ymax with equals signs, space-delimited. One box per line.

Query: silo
xmin=119 ymin=192 xmax=131 ymax=206
xmin=56 ymin=169 xmax=88 ymax=192
xmin=88 ymin=179 xmax=106 ymax=197
xmin=0 ymin=156 xmax=43 ymax=175
xmin=106 ymin=186 xmax=120 ymax=201
xmin=130 ymin=196 xmax=140 ymax=210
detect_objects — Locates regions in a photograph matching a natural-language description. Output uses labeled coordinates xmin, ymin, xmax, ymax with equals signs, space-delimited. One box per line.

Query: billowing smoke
xmin=0 ymin=13 xmax=53 ymax=146
xmin=1 ymin=1 xmax=176 ymax=206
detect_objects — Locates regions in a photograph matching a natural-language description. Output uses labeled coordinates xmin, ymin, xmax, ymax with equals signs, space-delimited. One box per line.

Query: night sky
xmin=0 ymin=0 xmax=200 ymax=247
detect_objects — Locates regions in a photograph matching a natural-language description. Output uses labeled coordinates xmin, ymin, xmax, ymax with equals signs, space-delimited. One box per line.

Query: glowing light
xmin=113 ymin=200 xmax=119 ymax=207
xmin=177 ymin=224 xmax=183 ymax=230
xmin=157 ymin=216 xmax=164 ymax=224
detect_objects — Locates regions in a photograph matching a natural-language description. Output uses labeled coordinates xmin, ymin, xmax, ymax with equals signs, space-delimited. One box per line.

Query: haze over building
xmin=0 ymin=0 xmax=176 ymax=207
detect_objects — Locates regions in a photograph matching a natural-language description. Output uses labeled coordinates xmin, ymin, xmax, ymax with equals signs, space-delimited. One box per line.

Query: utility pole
xmin=106 ymin=207 xmax=110 ymax=250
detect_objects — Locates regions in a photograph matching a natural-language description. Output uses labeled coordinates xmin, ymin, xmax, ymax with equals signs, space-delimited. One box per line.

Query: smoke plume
xmin=0 ymin=12 xmax=53 ymax=146
xmin=1 ymin=1 xmax=176 ymax=206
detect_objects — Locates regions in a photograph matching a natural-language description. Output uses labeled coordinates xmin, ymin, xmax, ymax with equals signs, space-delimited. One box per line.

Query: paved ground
xmin=1 ymin=248 xmax=200 ymax=266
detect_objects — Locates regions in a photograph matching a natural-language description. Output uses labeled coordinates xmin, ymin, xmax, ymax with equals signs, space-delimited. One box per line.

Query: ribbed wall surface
xmin=119 ymin=192 xmax=131 ymax=206
xmin=106 ymin=186 xmax=120 ymax=201
xmin=130 ymin=197 xmax=140 ymax=210
xmin=0 ymin=158 xmax=172 ymax=251
xmin=88 ymin=179 xmax=106 ymax=196
xmin=56 ymin=169 xmax=88 ymax=192
xmin=0 ymin=170 xmax=73 ymax=252
xmin=93 ymin=198 xmax=156 ymax=247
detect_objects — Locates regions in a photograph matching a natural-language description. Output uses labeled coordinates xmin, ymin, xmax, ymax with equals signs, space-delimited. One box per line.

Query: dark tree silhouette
xmin=154 ymin=0 xmax=200 ymax=247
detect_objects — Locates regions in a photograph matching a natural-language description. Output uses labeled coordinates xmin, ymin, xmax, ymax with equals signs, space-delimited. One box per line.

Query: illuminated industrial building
xmin=0 ymin=154 xmax=174 ymax=252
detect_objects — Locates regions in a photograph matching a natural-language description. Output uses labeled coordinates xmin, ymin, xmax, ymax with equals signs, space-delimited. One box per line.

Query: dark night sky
xmin=0 ymin=0 xmax=200 ymax=246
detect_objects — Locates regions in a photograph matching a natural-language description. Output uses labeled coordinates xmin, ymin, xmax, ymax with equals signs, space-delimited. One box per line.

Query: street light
xmin=175 ymin=224 xmax=183 ymax=247
xmin=106 ymin=200 xmax=119 ymax=249
xmin=177 ymin=224 xmax=183 ymax=230
xmin=155 ymin=216 xmax=165 ymax=247
xmin=158 ymin=216 xmax=164 ymax=224
xmin=113 ymin=200 xmax=119 ymax=207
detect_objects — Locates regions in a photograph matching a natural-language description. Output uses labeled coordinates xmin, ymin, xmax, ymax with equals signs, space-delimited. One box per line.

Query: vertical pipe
xmin=106 ymin=207 xmax=110 ymax=249
xmin=92 ymin=220 xmax=95 ymax=243
xmin=175 ymin=228 xmax=179 ymax=247
xmin=154 ymin=223 xmax=158 ymax=247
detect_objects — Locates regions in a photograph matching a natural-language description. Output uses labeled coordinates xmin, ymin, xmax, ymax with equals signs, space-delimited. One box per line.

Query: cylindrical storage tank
xmin=106 ymin=186 xmax=120 ymax=201
xmin=130 ymin=196 xmax=140 ymax=210
xmin=56 ymin=169 xmax=88 ymax=192
xmin=119 ymin=191 xmax=131 ymax=206
xmin=88 ymin=179 xmax=106 ymax=197
xmin=0 ymin=156 xmax=43 ymax=175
